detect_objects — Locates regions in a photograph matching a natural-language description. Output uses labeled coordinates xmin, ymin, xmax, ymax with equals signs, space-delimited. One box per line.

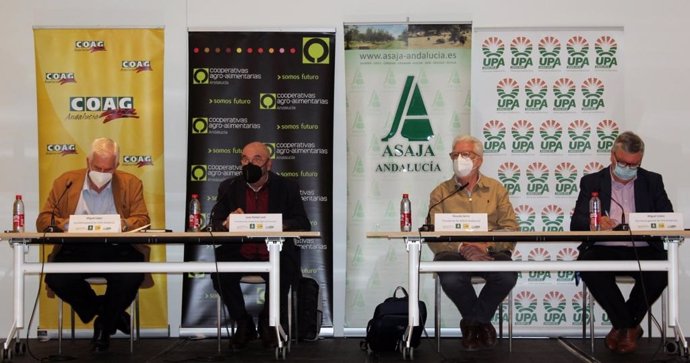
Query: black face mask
xmin=242 ymin=163 xmax=263 ymax=184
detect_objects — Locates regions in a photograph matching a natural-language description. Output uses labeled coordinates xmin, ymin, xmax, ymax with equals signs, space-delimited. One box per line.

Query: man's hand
xmin=223 ymin=208 xmax=244 ymax=228
xmin=459 ymin=244 xmax=494 ymax=261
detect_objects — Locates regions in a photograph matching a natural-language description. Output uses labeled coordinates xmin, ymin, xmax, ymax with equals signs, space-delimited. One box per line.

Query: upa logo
xmin=381 ymin=75 xmax=434 ymax=142
xmin=552 ymin=78 xmax=576 ymax=111
xmin=46 ymin=144 xmax=77 ymax=156
xmin=526 ymin=162 xmax=550 ymax=196
xmin=496 ymin=78 xmax=520 ymax=111
xmin=510 ymin=36 xmax=534 ymax=70
xmin=566 ymin=35 xmax=590 ymax=69
xmin=482 ymin=36 xmax=506 ymax=70
xmin=121 ymin=60 xmax=152 ymax=73
xmin=543 ymin=291 xmax=567 ymax=325
xmin=567 ymin=120 xmax=592 ymax=153
xmin=511 ymin=119 xmax=535 ymax=153
xmin=595 ymin=35 xmax=618 ymax=69
xmin=572 ymin=291 xmax=593 ymax=325
xmin=123 ymin=155 xmax=153 ymax=167
xmin=541 ymin=204 xmax=565 ymax=231
xmin=491 ymin=298 xmax=511 ymax=325
xmin=527 ymin=247 xmax=551 ymax=282
xmin=515 ymin=205 xmax=536 ymax=231
xmin=498 ymin=162 xmax=521 ymax=195
xmin=583 ymin=161 xmax=605 ymax=176
xmin=482 ymin=120 xmax=507 ymax=153
xmin=581 ymin=77 xmax=605 ymax=111
xmin=515 ymin=291 xmax=538 ymax=325
xmin=524 ymin=78 xmax=548 ymax=111
xmin=539 ymin=119 xmax=563 ymax=153
xmin=74 ymin=40 xmax=106 ymax=52
xmin=45 ymin=72 xmax=76 ymax=85
xmin=538 ymin=36 xmax=562 ymax=69
xmin=556 ymin=247 xmax=578 ymax=282
xmin=554 ymin=162 xmax=578 ymax=196
xmin=596 ymin=119 xmax=619 ymax=152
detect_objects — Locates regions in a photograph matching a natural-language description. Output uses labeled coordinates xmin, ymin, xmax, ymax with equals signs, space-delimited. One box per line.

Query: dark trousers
xmin=211 ymin=243 xmax=297 ymax=326
xmin=44 ymin=244 xmax=144 ymax=333
xmin=578 ymin=245 xmax=667 ymax=329
xmin=434 ymin=250 xmax=517 ymax=324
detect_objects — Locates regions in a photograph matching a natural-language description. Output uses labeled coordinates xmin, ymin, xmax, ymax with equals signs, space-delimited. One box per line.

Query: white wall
xmin=1 ymin=0 xmax=689 ymax=338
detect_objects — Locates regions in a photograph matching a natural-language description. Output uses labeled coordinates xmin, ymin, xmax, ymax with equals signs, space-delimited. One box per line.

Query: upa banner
xmin=344 ymin=23 xmax=472 ymax=328
xmin=183 ymin=31 xmax=335 ymax=331
xmin=34 ymin=28 xmax=167 ymax=332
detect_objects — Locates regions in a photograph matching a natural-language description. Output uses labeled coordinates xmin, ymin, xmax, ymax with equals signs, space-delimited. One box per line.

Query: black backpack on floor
xmin=360 ymin=286 xmax=427 ymax=354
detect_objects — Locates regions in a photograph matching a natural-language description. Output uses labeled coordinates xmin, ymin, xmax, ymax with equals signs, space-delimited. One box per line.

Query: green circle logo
xmin=303 ymin=37 xmax=330 ymax=64
xmin=191 ymin=117 xmax=208 ymax=134
xmin=190 ymin=165 xmax=207 ymax=181
xmin=192 ymin=68 xmax=209 ymax=84
xmin=259 ymin=93 xmax=277 ymax=109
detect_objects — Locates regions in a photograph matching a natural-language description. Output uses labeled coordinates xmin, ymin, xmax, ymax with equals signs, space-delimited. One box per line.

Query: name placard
xmin=434 ymin=213 xmax=488 ymax=232
xmin=68 ymin=214 xmax=121 ymax=233
xmin=628 ymin=212 xmax=684 ymax=231
xmin=228 ymin=213 xmax=283 ymax=232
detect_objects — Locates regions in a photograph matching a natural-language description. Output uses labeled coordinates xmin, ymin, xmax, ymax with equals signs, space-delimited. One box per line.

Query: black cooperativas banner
xmin=183 ymin=31 xmax=335 ymax=330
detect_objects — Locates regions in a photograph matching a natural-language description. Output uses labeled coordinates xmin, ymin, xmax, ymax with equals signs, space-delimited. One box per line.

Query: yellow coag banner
xmin=34 ymin=28 xmax=167 ymax=333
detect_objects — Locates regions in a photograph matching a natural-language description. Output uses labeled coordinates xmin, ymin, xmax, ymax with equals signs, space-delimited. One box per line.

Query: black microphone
xmin=45 ymin=180 xmax=73 ymax=232
xmin=419 ymin=183 xmax=469 ymax=232
xmin=610 ymin=197 xmax=629 ymax=231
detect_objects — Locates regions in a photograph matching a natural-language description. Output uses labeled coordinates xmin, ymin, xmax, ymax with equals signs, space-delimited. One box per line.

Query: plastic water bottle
xmin=400 ymin=194 xmax=412 ymax=232
xmin=589 ymin=192 xmax=601 ymax=231
xmin=12 ymin=194 xmax=25 ymax=232
xmin=188 ymin=194 xmax=202 ymax=232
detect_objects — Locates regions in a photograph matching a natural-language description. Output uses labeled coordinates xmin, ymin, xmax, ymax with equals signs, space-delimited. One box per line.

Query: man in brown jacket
xmin=427 ymin=135 xmax=518 ymax=351
xmin=37 ymin=137 xmax=150 ymax=352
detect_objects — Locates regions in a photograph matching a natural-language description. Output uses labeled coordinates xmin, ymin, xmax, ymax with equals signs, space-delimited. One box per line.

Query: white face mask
xmin=453 ymin=157 xmax=474 ymax=178
xmin=89 ymin=170 xmax=113 ymax=189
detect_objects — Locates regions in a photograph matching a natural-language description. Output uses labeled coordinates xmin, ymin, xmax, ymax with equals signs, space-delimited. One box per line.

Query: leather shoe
xmin=605 ymin=327 xmax=619 ymax=351
xmin=632 ymin=325 xmax=643 ymax=340
xmin=462 ymin=324 xmax=479 ymax=351
xmin=616 ymin=327 xmax=639 ymax=354
xmin=231 ymin=317 xmax=257 ymax=350
xmin=91 ymin=317 xmax=103 ymax=343
xmin=459 ymin=319 xmax=470 ymax=339
xmin=477 ymin=323 xmax=497 ymax=347
xmin=259 ymin=316 xmax=279 ymax=349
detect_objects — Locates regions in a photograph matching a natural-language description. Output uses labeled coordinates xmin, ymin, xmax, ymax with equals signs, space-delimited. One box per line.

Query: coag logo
xmin=497 ymin=162 xmax=521 ymax=195
xmin=526 ymin=162 xmax=549 ymax=196
xmin=595 ymin=35 xmax=618 ymax=69
xmin=123 ymin=155 xmax=153 ymax=167
xmin=583 ymin=161 xmax=605 ymax=176
xmin=121 ymin=60 xmax=152 ymax=73
xmin=524 ymin=78 xmax=548 ymax=111
xmin=554 ymin=162 xmax=578 ymax=196
xmin=572 ymin=291 xmax=593 ymax=325
xmin=481 ymin=36 xmax=505 ymax=70
xmin=566 ymin=35 xmax=590 ymax=69
xmin=511 ymin=119 xmax=534 ymax=153
xmin=596 ymin=119 xmax=619 ymax=152
xmin=539 ymin=119 xmax=563 ymax=153
xmin=482 ymin=120 xmax=506 ymax=153
xmin=538 ymin=36 xmax=561 ymax=69
xmin=381 ymin=75 xmax=434 ymax=142
xmin=541 ymin=204 xmax=565 ymax=231
xmin=496 ymin=78 xmax=520 ymax=111
xmin=543 ymin=291 xmax=567 ymax=325
xmin=190 ymin=165 xmax=207 ymax=181
xmin=259 ymin=93 xmax=277 ymax=110
xmin=552 ymin=78 xmax=576 ymax=111
xmin=514 ymin=205 xmax=536 ymax=231
xmin=74 ymin=40 xmax=106 ymax=52
xmin=302 ymin=37 xmax=330 ymax=64
xmin=515 ymin=291 xmax=538 ymax=325
xmin=192 ymin=68 xmax=209 ymax=84
xmin=68 ymin=96 xmax=138 ymax=123
xmin=556 ymin=247 xmax=578 ymax=282
xmin=46 ymin=144 xmax=77 ymax=156
xmin=191 ymin=117 xmax=208 ymax=134
xmin=567 ymin=120 xmax=592 ymax=153
xmin=510 ymin=36 xmax=533 ymax=70
xmin=581 ymin=77 xmax=605 ymax=111
xmin=44 ymin=72 xmax=76 ymax=85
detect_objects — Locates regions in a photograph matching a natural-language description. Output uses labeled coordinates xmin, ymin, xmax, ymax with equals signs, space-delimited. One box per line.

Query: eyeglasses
xmin=449 ymin=151 xmax=477 ymax=160
xmin=240 ymin=156 xmax=266 ymax=165
xmin=615 ymin=158 xmax=640 ymax=169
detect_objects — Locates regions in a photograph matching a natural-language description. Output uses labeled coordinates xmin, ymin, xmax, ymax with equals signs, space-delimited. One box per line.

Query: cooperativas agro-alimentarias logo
xmin=566 ymin=35 xmax=590 ymax=69
xmin=510 ymin=36 xmax=534 ymax=70
xmin=497 ymin=162 xmax=521 ymax=195
xmin=552 ymin=78 xmax=576 ymax=112
xmin=581 ymin=77 xmax=605 ymax=111
xmin=539 ymin=119 xmax=563 ymax=153
xmin=526 ymin=162 xmax=550 ymax=196
xmin=596 ymin=119 xmax=619 ymax=152
xmin=594 ymin=35 xmax=618 ymax=69
xmin=496 ymin=78 xmax=520 ymax=111
xmin=515 ymin=291 xmax=538 ymax=325
xmin=524 ymin=77 xmax=548 ymax=111
xmin=482 ymin=36 xmax=505 ymax=70
xmin=567 ymin=120 xmax=592 ymax=153
xmin=482 ymin=120 xmax=507 ymax=153
xmin=511 ymin=119 xmax=535 ymax=153
xmin=541 ymin=204 xmax=565 ymax=231
xmin=554 ymin=162 xmax=578 ymax=196
xmin=538 ymin=36 xmax=561 ymax=69
xmin=543 ymin=291 xmax=567 ymax=325
xmin=514 ymin=204 xmax=536 ymax=231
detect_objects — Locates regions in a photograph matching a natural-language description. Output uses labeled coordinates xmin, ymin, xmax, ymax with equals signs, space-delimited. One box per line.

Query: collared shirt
xmin=596 ymin=173 xmax=648 ymax=247
xmin=75 ymin=173 xmax=117 ymax=215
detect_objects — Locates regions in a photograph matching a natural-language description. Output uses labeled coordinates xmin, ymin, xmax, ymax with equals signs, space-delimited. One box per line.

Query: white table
xmin=367 ymin=230 xmax=689 ymax=360
xmin=0 ymin=231 xmax=319 ymax=360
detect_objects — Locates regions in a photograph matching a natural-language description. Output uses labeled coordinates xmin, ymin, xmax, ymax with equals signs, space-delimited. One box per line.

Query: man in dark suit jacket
xmin=210 ymin=141 xmax=311 ymax=350
xmin=570 ymin=131 xmax=673 ymax=354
